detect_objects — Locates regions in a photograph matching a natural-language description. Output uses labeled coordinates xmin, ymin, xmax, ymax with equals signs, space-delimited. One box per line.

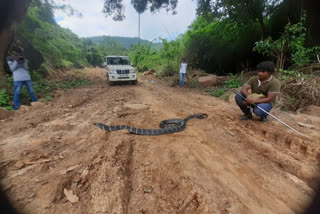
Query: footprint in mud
xmin=317 ymin=152 xmax=320 ymax=162
xmin=178 ymin=192 xmax=201 ymax=213
xmin=285 ymin=136 xmax=292 ymax=149
xmin=299 ymin=144 xmax=308 ymax=155
xmin=244 ymin=123 xmax=320 ymax=162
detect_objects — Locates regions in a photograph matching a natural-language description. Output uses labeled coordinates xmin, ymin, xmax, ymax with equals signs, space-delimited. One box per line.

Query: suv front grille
xmin=116 ymin=70 xmax=129 ymax=74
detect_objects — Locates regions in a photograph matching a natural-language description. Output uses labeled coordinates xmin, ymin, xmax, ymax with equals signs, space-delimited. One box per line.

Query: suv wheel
xmin=132 ymin=80 xmax=137 ymax=85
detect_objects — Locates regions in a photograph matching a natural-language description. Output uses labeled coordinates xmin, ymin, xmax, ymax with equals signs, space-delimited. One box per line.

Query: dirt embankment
xmin=0 ymin=68 xmax=320 ymax=214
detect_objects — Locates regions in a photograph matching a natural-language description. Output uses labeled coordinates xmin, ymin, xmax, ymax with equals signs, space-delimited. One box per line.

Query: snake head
xmin=198 ymin=114 xmax=208 ymax=119
xmin=94 ymin=123 xmax=104 ymax=129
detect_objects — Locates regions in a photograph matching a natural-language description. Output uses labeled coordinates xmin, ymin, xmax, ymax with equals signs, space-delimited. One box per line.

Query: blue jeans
xmin=13 ymin=80 xmax=37 ymax=110
xmin=235 ymin=93 xmax=272 ymax=118
xmin=179 ymin=73 xmax=186 ymax=85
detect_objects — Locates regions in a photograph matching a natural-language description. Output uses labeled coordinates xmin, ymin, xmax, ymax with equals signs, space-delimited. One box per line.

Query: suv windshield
xmin=107 ymin=57 xmax=130 ymax=65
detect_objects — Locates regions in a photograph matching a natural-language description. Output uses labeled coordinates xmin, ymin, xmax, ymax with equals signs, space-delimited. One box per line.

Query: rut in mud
xmin=0 ymin=68 xmax=320 ymax=214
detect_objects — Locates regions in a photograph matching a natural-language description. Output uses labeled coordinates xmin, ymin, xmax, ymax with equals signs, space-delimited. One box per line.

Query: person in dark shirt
xmin=235 ymin=61 xmax=281 ymax=122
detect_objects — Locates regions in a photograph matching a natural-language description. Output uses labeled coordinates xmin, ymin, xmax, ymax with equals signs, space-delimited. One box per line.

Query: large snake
xmin=94 ymin=113 xmax=208 ymax=135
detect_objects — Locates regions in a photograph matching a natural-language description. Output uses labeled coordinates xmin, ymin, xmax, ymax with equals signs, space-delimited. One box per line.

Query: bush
xmin=205 ymin=87 xmax=225 ymax=97
xmin=188 ymin=79 xmax=199 ymax=88
xmin=184 ymin=17 xmax=261 ymax=74
xmin=224 ymin=73 xmax=243 ymax=88
xmin=253 ymin=13 xmax=320 ymax=69
xmin=128 ymin=38 xmax=184 ymax=75
xmin=157 ymin=63 xmax=179 ymax=77
xmin=276 ymin=73 xmax=320 ymax=111
xmin=0 ymin=89 xmax=13 ymax=110
xmin=276 ymin=69 xmax=308 ymax=81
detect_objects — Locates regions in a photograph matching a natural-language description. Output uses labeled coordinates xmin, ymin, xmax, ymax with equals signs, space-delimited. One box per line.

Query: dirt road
xmin=1 ymin=68 xmax=320 ymax=214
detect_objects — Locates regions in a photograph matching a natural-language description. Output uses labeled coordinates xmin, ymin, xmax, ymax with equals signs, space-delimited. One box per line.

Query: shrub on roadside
xmin=205 ymin=87 xmax=225 ymax=97
xmin=278 ymin=75 xmax=320 ymax=111
xmin=0 ymin=89 xmax=13 ymax=110
xmin=224 ymin=73 xmax=243 ymax=88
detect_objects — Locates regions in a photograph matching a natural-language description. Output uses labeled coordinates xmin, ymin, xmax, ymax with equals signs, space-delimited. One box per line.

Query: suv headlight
xmin=110 ymin=70 xmax=117 ymax=74
xmin=129 ymin=69 xmax=135 ymax=73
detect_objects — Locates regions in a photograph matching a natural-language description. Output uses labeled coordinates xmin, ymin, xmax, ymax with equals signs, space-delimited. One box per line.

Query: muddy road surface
xmin=1 ymin=68 xmax=320 ymax=214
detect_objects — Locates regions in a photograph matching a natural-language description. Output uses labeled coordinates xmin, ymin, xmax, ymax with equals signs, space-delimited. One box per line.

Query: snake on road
xmin=94 ymin=113 xmax=208 ymax=135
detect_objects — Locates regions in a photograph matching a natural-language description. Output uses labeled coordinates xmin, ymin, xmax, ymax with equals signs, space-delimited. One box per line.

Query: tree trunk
xmin=303 ymin=0 xmax=320 ymax=45
xmin=0 ymin=26 xmax=16 ymax=80
xmin=257 ymin=15 xmax=266 ymax=40
xmin=0 ymin=0 xmax=32 ymax=80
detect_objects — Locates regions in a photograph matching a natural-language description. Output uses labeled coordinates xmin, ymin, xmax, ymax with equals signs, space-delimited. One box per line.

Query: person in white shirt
xmin=7 ymin=47 xmax=37 ymax=110
xmin=179 ymin=58 xmax=187 ymax=86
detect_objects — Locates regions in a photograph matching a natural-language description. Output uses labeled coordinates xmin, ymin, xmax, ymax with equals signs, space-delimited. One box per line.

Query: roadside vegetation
xmin=0 ymin=71 xmax=93 ymax=110
xmin=0 ymin=0 xmax=319 ymax=112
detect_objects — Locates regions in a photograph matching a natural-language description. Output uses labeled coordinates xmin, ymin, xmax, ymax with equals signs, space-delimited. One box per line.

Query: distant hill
xmin=87 ymin=36 xmax=162 ymax=50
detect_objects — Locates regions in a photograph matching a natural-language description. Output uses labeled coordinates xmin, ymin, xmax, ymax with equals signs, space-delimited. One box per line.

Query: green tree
xmin=128 ymin=38 xmax=184 ymax=75
xmin=196 ymin=0 xmax=212 ymax=19
xmin=195 ymin=0 xmax=283 ymax=40
xmin=103 ymin=0 xmax=178 ymax=21
xmin=184 ymin=16 xmax=261 ymax=73
xmin=253 ymin=14 xmax=319 ymax=69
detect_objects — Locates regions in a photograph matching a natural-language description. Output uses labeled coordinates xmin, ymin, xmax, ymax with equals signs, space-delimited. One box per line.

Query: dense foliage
xmin=15 ymin=0 xmax=88 ymax=71
xmin=8 ymin=0 xmax=319 ymax=76
xmin=1 ymin=0 xmax=135 ymax=109
xmin=253 ymin=14 xmax=320 ymax=69
xmin=128 ymin=38 xmax=184 ymax=76
xmin=184 ymin=17 xmax=262 ymax=74
xmin=1 ymin=0 xmax=320 ymax=111
xmin=88 ymin=36 xmax=159 ymax=50
xmin=128 ymin=0 xmax=319 ymax=75
xmin=10 ymin=0 xmax=138 ymax=74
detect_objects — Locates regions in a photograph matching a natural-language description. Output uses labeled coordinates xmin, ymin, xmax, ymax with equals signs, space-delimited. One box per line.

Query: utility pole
xmin=138 ymin=12 xmax=140 ymax=41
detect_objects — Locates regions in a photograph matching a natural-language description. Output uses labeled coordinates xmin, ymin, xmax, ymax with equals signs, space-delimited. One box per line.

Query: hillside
xmin=88 ymin=36 xmax=163 ymax=50
xmin=9 ymin=0 xmax=136 ymax=73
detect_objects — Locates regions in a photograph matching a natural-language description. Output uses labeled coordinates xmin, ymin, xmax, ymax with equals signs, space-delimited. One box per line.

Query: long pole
xmin=138 ymin=13 xmax=140 ymax=40
xmin=234 ymin=92 xmax=306 ymax=137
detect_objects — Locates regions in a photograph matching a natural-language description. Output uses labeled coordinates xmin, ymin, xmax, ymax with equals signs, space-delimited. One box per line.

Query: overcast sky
xmin=54 ymin=0 xmax=198 ymax=41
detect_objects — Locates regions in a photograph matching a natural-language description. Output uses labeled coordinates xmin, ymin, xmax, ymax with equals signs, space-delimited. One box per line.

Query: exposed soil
xmin=1 ymin=68 xmax=320 ymax=214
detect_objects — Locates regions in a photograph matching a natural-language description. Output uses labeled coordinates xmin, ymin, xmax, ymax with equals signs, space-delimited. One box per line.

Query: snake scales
xmin=94 ymin=113 xmax=208 ymax=135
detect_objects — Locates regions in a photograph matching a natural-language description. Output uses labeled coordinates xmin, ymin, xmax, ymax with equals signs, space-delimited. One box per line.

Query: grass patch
xmin=276 ymin=69 xmax=309 ymax=81
xmin=55 ymin=79 xmax=93 ymax=89
xmin=224 ymin=73 xmax=243 ymax=88
xmin=0 ymin=74 xmax=93 ymax=110
xmin=188 ymin=79 xmax=199 ymax=88
xmin=205 ymin=87 xmax=225 ymax=97
xmin=0 ymin=89 xmax=13 ymax=110
xmin=224 ymin=94 xmax=231 ymax=102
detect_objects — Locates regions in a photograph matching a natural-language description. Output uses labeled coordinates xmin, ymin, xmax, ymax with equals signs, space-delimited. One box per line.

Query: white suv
xmin=105 ymin=56 xmax=137 ymax=85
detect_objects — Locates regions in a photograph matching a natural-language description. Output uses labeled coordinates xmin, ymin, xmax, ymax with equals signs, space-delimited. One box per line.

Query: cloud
xmin=54 ymin=0 xmax=197 ymax=41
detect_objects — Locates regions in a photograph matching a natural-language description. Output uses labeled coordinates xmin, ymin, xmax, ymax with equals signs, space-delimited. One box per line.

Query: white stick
xmin=234 ymin=92 xmax=306 ymax=138
xmin=254 ymin=104 xmax=305 ymax=136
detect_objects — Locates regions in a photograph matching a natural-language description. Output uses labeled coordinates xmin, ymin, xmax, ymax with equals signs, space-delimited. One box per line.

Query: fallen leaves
xmin=60 ymin=164 xmax=81 ymax=175
xmin=63 ymin=188 xmax=79 ymax=203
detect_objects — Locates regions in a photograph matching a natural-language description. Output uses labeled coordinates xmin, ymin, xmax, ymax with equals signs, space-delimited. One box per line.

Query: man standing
xmin=179 ymin=58 xmax=187 ymax=86
xmin=235 ymin=61 xmax=281 ymax=122
xmin=7 ymin=47 xmax=37 ymax=110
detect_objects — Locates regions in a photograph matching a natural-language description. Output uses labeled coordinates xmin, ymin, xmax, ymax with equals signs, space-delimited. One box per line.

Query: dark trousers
xmin=235 ymin=93 xmax=273 ymax=118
